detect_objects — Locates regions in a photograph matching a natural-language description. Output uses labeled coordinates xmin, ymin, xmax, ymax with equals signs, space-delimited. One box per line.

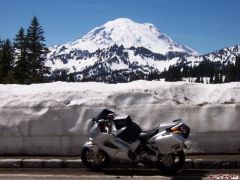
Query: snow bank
xmin=0 ymin=81 xmax=240 ymax=155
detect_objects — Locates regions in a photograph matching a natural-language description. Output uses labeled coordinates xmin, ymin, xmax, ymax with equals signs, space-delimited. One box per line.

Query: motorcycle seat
xmin=140 ymin=127 xmax=159 ymax=142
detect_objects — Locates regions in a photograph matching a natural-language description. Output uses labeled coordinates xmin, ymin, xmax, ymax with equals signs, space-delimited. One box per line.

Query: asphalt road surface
xmin=0 ymin=168 xmax=240 ymax=180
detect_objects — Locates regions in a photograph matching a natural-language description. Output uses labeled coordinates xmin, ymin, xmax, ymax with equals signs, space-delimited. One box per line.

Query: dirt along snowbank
xmin=0 ymin=80 xmax=240 ymax=155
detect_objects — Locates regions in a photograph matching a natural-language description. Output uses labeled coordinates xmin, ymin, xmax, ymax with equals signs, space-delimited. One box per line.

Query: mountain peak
xmin=50 ymin=18 xmax=198 ymax=56
xmin=105 ymin=18 xmax=135 ymax=24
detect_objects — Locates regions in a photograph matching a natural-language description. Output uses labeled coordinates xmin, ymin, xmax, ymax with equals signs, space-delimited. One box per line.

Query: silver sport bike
xmin=81 ymin=109 xmax=190 ymax=173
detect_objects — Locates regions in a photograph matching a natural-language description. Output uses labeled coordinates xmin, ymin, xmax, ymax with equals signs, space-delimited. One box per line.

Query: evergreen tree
xmin=0 ymin=39 xmax=15 ymax=83
xmin=209 ymin=63 xmax=214 ymax=84
xmin=195 ymin=76 xmax=200 ymax=83
xmin=14 ymin=27 xmax=29 ymax=84
xmin=68 ymin=73 xmax=75 ymax=82
xmin=214 ymin=72 xmax=220 ymax=84
xmin=219 ymin=72 xmax=223 ymax=83
xmin=165 ymin=65 xmax=182 ymax=82
xmin=225 ymin=62 xmax=235 ymax=83
xmin=0 ymin=39 xmax=2 ymax=57
xmin=26 ymin=16 xmax=50 ymax=83
xmin=195 ymin=66 xmax=200 ymax=83
xmin=147 ymin=70 xmax=161 ymax=81
xmin=165 ymin=65 xmax=173 ymax=81
xmin=235 ymin=56 xmax=240 ymax=81
xmin=176 ymin=66 xmax=182 ymax=81
xmin=52 ymin=68 xmax=69 ymax=81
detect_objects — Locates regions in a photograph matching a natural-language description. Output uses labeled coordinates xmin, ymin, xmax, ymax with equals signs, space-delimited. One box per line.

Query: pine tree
xmin=0 ymin=39 xmax=2 ymax=57
xmin=219 ymin=72 xmax=223 ymax=83
xmin=175 ymin=66 xmax=182 ymax=81
xmin=209 ymin=63 xmax=214 ymax=84
xmin=225 ymin=62 xmax=235 ymax=83
xmin=235 ymin=56 xmax=240 ymax=81
xmin=26 ymin=16 xmax=50 ymax=83
xmin=165 ymin=65 xmax=173 ymax=81
xmin=214 ymin=72 xmax=220 ymax=84
xmin=0 ymin=39 xmax=2 ymax=81
xmin=0 ymin=39 xmax=15 ymax=83
xmin=165 ymin=65 xmax=182 ymax=82
xmin=14 ymin=27 xmax=29 ymax=84
xmin=68 ymin=73 xmax=75 ymax=82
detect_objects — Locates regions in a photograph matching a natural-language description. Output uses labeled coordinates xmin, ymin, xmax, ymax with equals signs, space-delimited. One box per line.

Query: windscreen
xmin=96 ymin=109 xmax=114 ymax=120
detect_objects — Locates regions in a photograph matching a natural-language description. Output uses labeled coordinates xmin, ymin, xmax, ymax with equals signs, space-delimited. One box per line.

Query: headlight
xmin=170 ymin=124 xmax=190 ymax=138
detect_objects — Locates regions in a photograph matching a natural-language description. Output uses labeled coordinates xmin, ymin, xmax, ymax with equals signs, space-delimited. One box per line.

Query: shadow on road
xmin=102 ymin=169 xmax=210 ymax=179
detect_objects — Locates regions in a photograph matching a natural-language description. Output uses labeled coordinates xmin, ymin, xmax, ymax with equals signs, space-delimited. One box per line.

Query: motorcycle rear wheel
xmin=81 ymin=147 xmax=109 ymax=171
xmin=158 ymin=150 xmax=185 ymax=174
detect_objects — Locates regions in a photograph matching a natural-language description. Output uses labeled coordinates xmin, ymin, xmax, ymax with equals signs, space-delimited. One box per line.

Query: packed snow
xmin=0 ymin=81 xmax=240 ymax=155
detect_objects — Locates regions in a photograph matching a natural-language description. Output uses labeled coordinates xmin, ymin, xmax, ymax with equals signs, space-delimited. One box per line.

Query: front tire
xmin=81 ymin=147 xmax=109 ymax=171
xmin=158 ymin=151 xmax=185 ymax=174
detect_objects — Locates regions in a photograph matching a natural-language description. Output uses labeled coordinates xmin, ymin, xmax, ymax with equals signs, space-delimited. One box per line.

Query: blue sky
xmin=0 ymin=0 xmax=239 ymax=54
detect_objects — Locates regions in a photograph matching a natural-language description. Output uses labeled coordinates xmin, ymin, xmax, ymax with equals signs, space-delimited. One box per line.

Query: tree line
xmin=161 ymin=57 xmax=240 ymax=83
xmin=0 ymin=16 xmax=49 ymax=84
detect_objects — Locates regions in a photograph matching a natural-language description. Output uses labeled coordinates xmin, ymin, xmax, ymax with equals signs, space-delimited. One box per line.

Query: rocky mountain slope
xmin=46 ymin=18 xmax=240 ymax=82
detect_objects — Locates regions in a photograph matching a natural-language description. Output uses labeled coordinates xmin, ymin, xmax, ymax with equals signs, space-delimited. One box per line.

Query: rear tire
xmin=158 ymin=151 xmax=185 ymax=174
xmin=81 ymin=147 xmax=109 ymax=171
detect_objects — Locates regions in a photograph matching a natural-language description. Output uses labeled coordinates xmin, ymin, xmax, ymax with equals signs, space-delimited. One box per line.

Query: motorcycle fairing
xmin=149 ymin=131 xmax=185 ymax=154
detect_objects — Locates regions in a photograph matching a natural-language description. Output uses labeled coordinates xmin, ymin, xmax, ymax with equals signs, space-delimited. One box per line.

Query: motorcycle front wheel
xmin=158 ymin=150 xmax=185 ymax=174
xmin=81 ymin=147 xmax=109 ymax=171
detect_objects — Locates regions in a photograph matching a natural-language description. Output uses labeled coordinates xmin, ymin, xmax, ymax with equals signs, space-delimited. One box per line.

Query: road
xmin=0 ymin=168 xmax=240 ymax=180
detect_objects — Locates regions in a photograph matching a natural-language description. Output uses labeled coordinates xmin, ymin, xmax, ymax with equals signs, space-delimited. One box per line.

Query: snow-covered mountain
xmin=183 ymin=45 xmax=240 ymax=67
xmin=48 ymin=18 xmax=197 ymax=56
xmin=47 ymin=18 xmax=240 ymax=82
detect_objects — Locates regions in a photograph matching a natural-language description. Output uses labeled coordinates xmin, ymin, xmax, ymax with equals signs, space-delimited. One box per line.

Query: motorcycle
xmin=81 ymin=109 xmax=190 ymax=173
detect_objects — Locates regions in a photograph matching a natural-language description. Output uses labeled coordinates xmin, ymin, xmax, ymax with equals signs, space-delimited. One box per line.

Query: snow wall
xmin=0 ymin=81 xmax=240 ymax=155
